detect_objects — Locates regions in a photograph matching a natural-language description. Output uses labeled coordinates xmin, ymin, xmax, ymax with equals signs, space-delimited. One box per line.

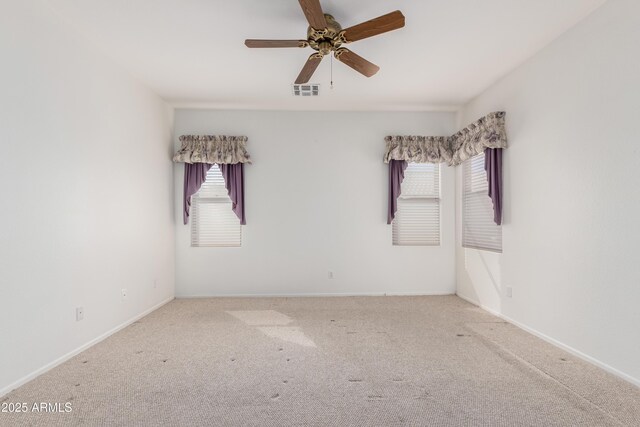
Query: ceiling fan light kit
xmin=245 ymin=0 xmax=405 ymax=85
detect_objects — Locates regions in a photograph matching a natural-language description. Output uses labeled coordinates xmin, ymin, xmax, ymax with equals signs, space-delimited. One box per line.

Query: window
xmin=393 ymin=163 xmax=440 ymax=246
xmin=191 ymin=165 xmax=241 ymax=247
xmin=462 ymin=153 xmax=502 ymax=252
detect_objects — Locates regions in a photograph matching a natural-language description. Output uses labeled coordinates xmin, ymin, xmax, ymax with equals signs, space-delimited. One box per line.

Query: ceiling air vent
xmin=292 ymin=84 xmax=319 ymax=96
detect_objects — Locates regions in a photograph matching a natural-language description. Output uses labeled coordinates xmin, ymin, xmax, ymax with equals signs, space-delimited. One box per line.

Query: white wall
xmin=456 ymin=0 xmax=640 ymax=385
xmin=0 ymin=2 xmax=175 ymax=395
xmin=174 ymin=110 xmax=456 ymax=296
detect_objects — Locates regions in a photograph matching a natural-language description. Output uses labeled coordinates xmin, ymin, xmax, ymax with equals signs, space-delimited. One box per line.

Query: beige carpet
xmin=2 ymin=296 xmax=639 ymax=426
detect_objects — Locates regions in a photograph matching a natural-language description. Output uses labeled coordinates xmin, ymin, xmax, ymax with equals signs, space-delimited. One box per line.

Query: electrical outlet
xmin=153 ymin=279 xmax=157 ymax=289
xmin=328 ymin=271 xmax=334 ymax=279
xmin=76 ymin=307 xmax=84 ymax=321
xmin=121 ymin=288 xmax=128 ymax=301
xmin=506 ymin=287 xmax=513 ymax=298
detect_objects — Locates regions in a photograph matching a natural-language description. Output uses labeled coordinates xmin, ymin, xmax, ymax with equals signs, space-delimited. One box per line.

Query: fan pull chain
xmin=330 ymin=53 xmax=334 ymax=89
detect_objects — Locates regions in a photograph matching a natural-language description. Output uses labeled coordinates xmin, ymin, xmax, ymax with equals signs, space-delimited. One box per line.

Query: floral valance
xmin=173 ymin=135 xmax=251 ymax=164
xmin=448 ymin=111 xmax=507 ymax=165
xmin=384 ymin=111 xmax=507 ymax=166
xmin=383 ymin=136 xmax=451 ymax=164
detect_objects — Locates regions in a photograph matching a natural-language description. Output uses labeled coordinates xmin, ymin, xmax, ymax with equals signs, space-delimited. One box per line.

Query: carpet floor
xmin=2 ymin=296 xmax=639 ymax=426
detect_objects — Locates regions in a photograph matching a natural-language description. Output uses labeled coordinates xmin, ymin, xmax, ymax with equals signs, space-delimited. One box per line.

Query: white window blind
xmin=393 ymin=163 xmax=440 ymax=246
xmin=191 ymin=165 xmax=241 ymax=247
xmin=462 ymin=153 xmax=502 ymax=252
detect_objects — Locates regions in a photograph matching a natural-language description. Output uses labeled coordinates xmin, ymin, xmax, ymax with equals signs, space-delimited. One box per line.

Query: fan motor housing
xmin=307 ymin=14 xmax=343 ymax=54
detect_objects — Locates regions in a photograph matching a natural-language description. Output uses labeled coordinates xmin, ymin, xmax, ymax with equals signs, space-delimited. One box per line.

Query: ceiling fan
xmin=245 ymin=0 xmax=405 ymax=84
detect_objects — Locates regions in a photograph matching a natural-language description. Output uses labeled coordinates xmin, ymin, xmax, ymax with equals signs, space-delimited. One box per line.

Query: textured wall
xmin=0 ymin=1 xmax=175 ymax=395
xmin=174 ymin=109 xmax=457 ymax=296
xmin=456 ymin=0 xmax=640 ymax=385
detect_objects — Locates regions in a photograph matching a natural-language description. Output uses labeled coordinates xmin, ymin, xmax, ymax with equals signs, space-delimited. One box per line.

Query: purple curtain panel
xmin=484 ymin=148 xmax=503 ymax=225
xmin=183 ymin=163 xmax=213 ymax=225
xmin=219 ymin=163 xmax=246 ymax=225
xmin=388 ymin=159 xmax=408 ymax=224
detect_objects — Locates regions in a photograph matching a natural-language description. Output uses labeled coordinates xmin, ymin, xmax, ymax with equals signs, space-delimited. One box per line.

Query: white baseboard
xmin=456 ymin=292 xmax=502 ymax=317
xmin=176 ymin=292 xmax=455 ymax=298
xmin=0 ymin=297 xmax=175 ymax=398
xmin=456 ymin=292 xmax=640 ymax=388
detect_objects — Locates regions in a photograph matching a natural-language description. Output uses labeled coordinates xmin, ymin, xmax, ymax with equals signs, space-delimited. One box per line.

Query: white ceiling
xmin=46 ymin=0 xmax=606 ymax=110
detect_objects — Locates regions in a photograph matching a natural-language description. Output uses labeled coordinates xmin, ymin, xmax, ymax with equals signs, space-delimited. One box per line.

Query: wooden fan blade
xmin=342 ymin=10 xmax=405 ymax=43
xmin=295 ymin=54 xmax=323 ymax=84
xmin=245 ymin=39 xmax=308 ymax=48
xmin=298 ymin=0 xmax=327 ymax=29
xmin=334 ymin=49 xmax=379 ymax=77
